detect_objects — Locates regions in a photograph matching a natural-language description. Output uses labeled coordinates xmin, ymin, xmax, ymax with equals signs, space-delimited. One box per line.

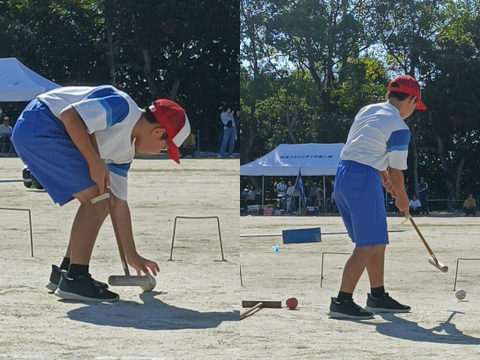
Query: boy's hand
xmin=127 ymin=254 xmax=160 ymax=276
xmin=381 ymin=175 xmax=395 ymax=197
xmin=89 ymin=159 xmax=110 ymax=194
xmin=395 ymin=197 xmax=410 ymax=216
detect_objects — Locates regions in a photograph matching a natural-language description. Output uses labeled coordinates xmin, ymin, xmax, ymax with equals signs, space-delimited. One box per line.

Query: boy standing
xmin=12 ymin=85 xmax=190 ymax=302
xmin=328 ymin=75 xmax=426 ymax=319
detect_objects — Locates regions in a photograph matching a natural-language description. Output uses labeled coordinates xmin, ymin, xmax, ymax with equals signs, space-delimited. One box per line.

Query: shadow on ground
xmin=65 ymin=291 xmax=238 ymax=330
xmin=371 ymin=311 xmax=480 ymax=345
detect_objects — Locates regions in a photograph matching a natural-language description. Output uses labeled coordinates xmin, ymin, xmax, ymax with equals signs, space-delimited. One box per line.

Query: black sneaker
xmin=327 ymin=297 xmax=374 ymax=319
xmin=365 ymin=293 xmax=411 ymax=313
xmin=54 ymin=273 xmax=119 ymax=302
xmin=46 ymin=265 xmax=66 ymax=291
xmin=46 ymin=265 xmax=109 ymax=292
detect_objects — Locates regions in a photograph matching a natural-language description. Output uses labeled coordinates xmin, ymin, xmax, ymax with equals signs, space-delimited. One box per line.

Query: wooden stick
xmin=240 ymin=302 xmax=263 ymax=320
xmin=242 ymin=300 xmax=282 ymax=308
xmin=91 ymin=192 xmax=110 ymax=204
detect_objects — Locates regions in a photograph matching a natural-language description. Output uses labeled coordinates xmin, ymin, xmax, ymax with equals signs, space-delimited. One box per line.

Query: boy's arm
xmin=388 ymin=168 xmax=409 ymax=216
xmin=59 ymin=106 xmax=109 ymax=193
xmin=109 ymin=197 xmax=159 ymax=275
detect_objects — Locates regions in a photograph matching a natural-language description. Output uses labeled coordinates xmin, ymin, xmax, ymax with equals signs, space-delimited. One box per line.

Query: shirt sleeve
xmin=72 ymin=87 xmax=130 ymax=134
xmin=107 ymin=162 xmax=131 ymax=201
xmin=386 ymin=128 xmax=410 ymax=170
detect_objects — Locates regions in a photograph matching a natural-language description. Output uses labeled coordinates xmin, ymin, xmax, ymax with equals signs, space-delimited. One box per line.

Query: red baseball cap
xmin=387 ymin=75 xmax=426 ymax=110
xmin=149 ymin=99 xmax=191 ymax=164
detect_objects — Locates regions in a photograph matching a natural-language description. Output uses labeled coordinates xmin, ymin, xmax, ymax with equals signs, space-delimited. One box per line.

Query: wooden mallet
xmin=240 ymin=300 xmax=282 ymax=320
xmin=380 ymin=171 xmax=448 ymax=273
xmin=91 ymin=193 xmax=157 ymax=291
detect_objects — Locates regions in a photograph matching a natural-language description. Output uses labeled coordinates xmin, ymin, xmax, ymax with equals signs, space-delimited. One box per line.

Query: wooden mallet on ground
xmin=91 ymin=193 xmax=157 ymax=291
xmin=240 ymin=300 xmax=282 ymax=320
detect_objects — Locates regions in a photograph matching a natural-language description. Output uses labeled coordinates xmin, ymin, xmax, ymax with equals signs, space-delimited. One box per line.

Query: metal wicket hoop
xmin=168 ymin=216 xmax=226 ymax=261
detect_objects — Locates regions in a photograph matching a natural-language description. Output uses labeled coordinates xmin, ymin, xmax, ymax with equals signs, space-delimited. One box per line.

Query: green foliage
xmin=241 ymin=0 xmax=480 ymax=201
xmin=0 ymin=0 xmax=239 ymax=151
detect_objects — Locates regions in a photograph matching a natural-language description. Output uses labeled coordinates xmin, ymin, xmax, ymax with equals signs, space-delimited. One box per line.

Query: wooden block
xmin=282 ymin=227 xmax=321 ymax=244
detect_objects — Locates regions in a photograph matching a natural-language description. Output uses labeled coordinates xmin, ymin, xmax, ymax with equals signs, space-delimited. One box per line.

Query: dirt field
xmin=0 ymin=157 xmax=239 ymax=359
xmin=240 ymin=215 xmax=480 ymax=359
xmin=2 ymin=155 xmax=480 ymax=359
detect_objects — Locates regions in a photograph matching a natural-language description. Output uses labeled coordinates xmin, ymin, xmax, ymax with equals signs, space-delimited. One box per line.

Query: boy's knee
xmin=90 ymin=197 xmax=112 ymax=217
xmin=353 ymin=245 xmax=380 ymax=258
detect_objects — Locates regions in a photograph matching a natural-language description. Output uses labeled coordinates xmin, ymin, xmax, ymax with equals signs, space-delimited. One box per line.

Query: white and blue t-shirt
xmin=340 ymin=102 xmax=410 ymax=171
xmin=38 ymin=85 xmax=143 ymax=201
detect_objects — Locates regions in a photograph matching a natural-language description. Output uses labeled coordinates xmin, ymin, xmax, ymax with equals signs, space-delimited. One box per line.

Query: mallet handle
xmin=408 ymin=217 xmax=435 ymax=257
xmin=240 ymin=302 xmax=263 ymax=320
xmin=407 ymin=217 xmax=448 ymax=272
xmin=242 ymin=300 xmax=282 ymax=308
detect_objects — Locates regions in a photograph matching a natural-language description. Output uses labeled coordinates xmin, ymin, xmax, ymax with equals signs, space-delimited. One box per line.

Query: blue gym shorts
xmin=11 ymin=99 xmax=96 ymax=206
xmin=333 ymin=160 xmax=388 ymax=247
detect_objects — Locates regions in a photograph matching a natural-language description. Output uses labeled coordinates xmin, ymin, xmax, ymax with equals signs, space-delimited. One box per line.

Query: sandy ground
xmin=240 ymin=215 xmax=480 ymax=359
xmin=2 ymin=155 xmax=480 ymax=359
xmin=0 ymin=157 xmax=239 ymax=359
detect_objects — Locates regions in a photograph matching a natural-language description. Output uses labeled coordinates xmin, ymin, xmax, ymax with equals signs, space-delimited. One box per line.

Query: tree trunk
xmin=242 ymin=102 xmax=257 ymax=164
xmin=410 ymin=126 xmax=419 ymax=197
xmin=104 ymin=0 xmax=117 ymax=86
xmin=170 ymin=78 xmax=181 ymax=100
xmin=436 ymin=135 xmax=455 ymax=200
xmin=142 ymin=48 xmax=157 ymax=99
xmin=455 ymin=158 xmax=466 ymax=201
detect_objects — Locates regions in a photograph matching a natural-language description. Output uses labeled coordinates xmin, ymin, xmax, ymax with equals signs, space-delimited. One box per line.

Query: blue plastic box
xmin=282 ymin=227 xmax=321 ymax=244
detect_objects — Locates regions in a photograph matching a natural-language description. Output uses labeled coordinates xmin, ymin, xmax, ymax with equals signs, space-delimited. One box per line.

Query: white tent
xmin=0 ymin=57 xmax=60 ymax=101
xmin=241 ymin=143 xmax=344 ymax=210
xmin=240 ymin=143 xmax=344 ymax=176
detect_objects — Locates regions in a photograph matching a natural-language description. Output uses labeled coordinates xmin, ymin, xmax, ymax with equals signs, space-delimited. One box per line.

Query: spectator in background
xmin=409 ymin=194 xmax=422 ymax=215
xmin=217 ymin=104 xmax=236 ymax=158
xmin=0 ymin=115 xmax=13 ymax=154
xmin=0 ymin=116 xmax=13 ymax=135
xmin=463 ymin=194 xmax=476 ymax=216
xmin=276 ymin=179 xmax=287 ymax=211
xmin=418 ymin=177 xmax=429 ymax=215
xmin=286 ymin=180 xmax=296 ymax=214
xmin=276 ymin=179 xmax=287 ymax=198
xmin=316 ymin=183 xmax=324 ymax=209
xmin=179 ymin=132 xmax=196 ymax=158
xmin=308 ymin=181 xmax=317 ymax=206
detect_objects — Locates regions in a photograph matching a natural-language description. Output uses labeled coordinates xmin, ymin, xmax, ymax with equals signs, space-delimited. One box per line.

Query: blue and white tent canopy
xmin=0 ymin=57 xmax=60 ymax=102
xmin=240 ymin=143 xmax=344 ymax=177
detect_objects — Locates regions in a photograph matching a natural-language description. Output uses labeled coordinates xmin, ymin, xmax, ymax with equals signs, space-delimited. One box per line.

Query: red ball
xmin=286 ymin=297 xmax=298 ymax=310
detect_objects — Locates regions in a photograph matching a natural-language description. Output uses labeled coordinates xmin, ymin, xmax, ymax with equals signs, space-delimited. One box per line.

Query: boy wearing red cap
xmin=327 ymin=75 xmax=426 ymax=319
xmin=12 ymin=85 xmax=190 ymax=302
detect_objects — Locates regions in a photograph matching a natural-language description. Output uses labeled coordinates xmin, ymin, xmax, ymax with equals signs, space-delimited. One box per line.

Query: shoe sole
xmin=54 ymin=289 xmax=119 ymax=302
xmin=47 ymin=279 xmax=109 ymax=292
xmin=46 ymin=281 xmax=58 ymax=292
xmin=327 ymin=310 xmax=375 ymax=319
xmin=365 ymin=306 xmax=410 ymax=313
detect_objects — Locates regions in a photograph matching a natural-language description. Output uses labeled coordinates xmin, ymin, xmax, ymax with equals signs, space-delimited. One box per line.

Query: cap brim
xmin=167 ymin=138 xmax=180 ymax=164
xmin=416 ymin=98 xmax=426 ymax=110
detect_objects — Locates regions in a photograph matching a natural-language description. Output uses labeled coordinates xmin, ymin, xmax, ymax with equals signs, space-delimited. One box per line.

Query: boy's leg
xmin=339 ymin=246 xmax=378 ymax=293
xmin=68 ymin=186 xmax=112 ymax=265
xmin=364 ymin=245 xmax=410 ymax=313
xmin=46 ymin=189 xmax=111 ymax=292
xmin=55 ymin=186 xmax=119 ymax=302
xmin=328 ymin=161 xmax=386 ymax=319
xmin=365 ymin=245 xmax=386 ymax=289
